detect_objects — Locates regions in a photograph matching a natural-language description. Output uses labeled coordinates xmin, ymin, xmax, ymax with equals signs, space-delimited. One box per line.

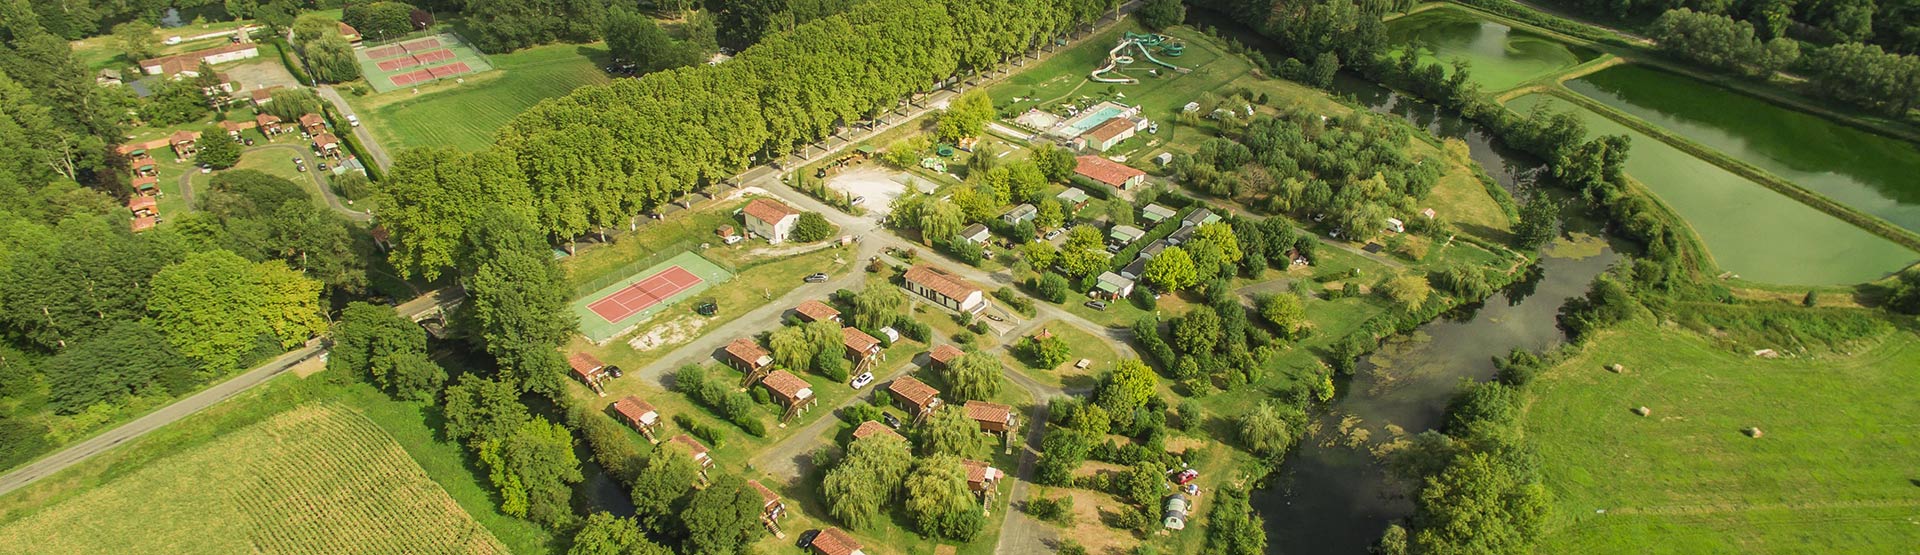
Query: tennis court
xmin=356 ymin=33 xmax=492 ymax=93
xmin=572 ymin=251 xmax=733 ymax=343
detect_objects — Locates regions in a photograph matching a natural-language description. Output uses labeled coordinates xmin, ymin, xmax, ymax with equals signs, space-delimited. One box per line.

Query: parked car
xmin=317 ymin=162 xmax=329 ymax=171
xmin=1085 ymin=300 xmax=1109 ymax=311
xmin=850 ymin=371 xmax=874 ymax=389
xmin=346 ymin=114 xmax=360 ymax=127
xmin=882 ymin=412 xmax=902 ymax=429
xmin=804 ymin=273 xmax=829 ymax=283
xmin=1106 ymin=244 xmax=1122 ymax=253
xmin=605 ymin=366 xmax=623 ymax=378
xmin=164 ymin=36 xmax=182 ymax=45
xmin=795 ymin=530 xmax=820 ymax=549
xmin=1044 ymin=228 xmax=1064 ymax=241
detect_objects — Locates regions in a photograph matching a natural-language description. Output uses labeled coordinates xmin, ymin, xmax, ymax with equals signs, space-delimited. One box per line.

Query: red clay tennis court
xmin=401 ymin=37 xmax=443 ymax=52
xmin=377 ymin=56 xmax=422 ymax=71
xmin=586 ymin=266 xmax=705 ymax=323
xmin=366 ymin=44 xmax=407 ymax=59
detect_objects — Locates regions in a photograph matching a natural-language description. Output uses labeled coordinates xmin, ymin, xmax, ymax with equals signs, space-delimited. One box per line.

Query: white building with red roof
xmin=1074 ymin=155 xmax=1147 ymax=191
xmin=902 ymin=264 xmax=986 ymax=314
xmin=742 ymin=198 xmax=800 ymax=244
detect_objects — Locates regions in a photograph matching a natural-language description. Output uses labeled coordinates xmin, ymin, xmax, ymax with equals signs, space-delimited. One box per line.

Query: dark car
xmin=795 ymin=530 xmax=820 ymax=549
xmin=804 ymin=272 xmax=829 ymax=283
xmin=1085 ymin=300 xmax=1109 ymax=311
xmin=882 ymin=412 xmax=902 ymax=429
xmin=605 ymin=365 xmax=623 ymax=378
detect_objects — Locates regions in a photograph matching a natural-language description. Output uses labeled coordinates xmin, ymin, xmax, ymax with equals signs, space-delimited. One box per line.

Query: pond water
xmin=1508 ymin=94 xmax=1916 ymax=285
xmin=1385 ymin=6 xmax=1599 ymax=92
xmin=1565 ymin=64 xmax=1920 ymax=235
xmin=1254 ymin=248 xmax=1620 ymax=554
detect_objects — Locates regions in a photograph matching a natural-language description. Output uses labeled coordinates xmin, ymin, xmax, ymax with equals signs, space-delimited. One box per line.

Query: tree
xmin=1144 ymin=246 xmax=1199 ymax=292
xmin=570 ymin=512 xmax=671 ymax=555
xmin=331 ymin=302 xmax=444 ymax=400
xmin=604 ymin=9 xmax=701 ymax=74
xmin=944 ymin=350 xmax=1003 ymax=401
xmin=1238 ymin=403 xmax=1294 ymax=458
xmin=850 ymin=285 xmax=905 ymax=330
xmin=791 ymin=212 xmax=834 ymax=242
xmin=1035 ymin=429 xmax=1093 ymax=485
xmin=1138 ymin=0 xmax=1186 ymax=30
xmin=1034 ymin=143 xmax=1078 ymax=182
xmin=1117 ymin=461 xmax=1167 ymax=507
xmin=903 ymin=455 xmax=985 ymax=541
xmin=148 ymin=250 xmax=325 ymax=373
xmin=681 ymin=474 xmax=767 ymax=554
xmin=343 ymin=2 xmax=419 ymax=42
xmin=1172 ymin=306 xmax=1222 ymax=355
xmin=919 ymin=406 xmax=988 ymax=458
xmin=464 ymin=213 xmax=576 ymax=391
xmin=196 ymin=171 xmax=367 ymax=294
xmin=1648 ymin=9 xmax=1798 ymax=77
xmin=1036 ymin=272 xmax=1072 ymax=303
xmin=41 ymin=322 xmax=194 ymax=414
xmin=261 ymin=89 xmax=325 ymax=121
xmin=630 ymin=442 xmax=700 ymax=533
xmin=919 ymin=199 xmax=963 ymax=247
xmin=1035 ymin=198 xmax=1065 ymax=230
xmin=1514 ymin=194 xmax=1560 ymax=249
xmin=196 ymin=126 xmax=241 ymax=169
xmin=1801 ymin=43 xmax=1920 ymax=116
xmin=1410 ymin=452 xmax=1550 ymax=554
xmin=936 ymin=90 xmax=994 ymax=143
xmin=112 ymin=21 xmax=159 ymax=62
xmin=1202 ymin=486 xmax=1267 ymax=555
xmin=254 ymin=0 xmax=300 ymax=35
xmin=142 ymin=78 xmax=210 ymax=126
xmin=442 ymin=375 xmax=530 ymax=446
xmin=1096 ymin=359 xmax=1157 ymax=427
xmin=1255 ymin=293 xmax=1306 ymax=338
xmin=1016 ymin=334 xmax=1072 ymax=369
xmin=304 ymin=34 xmax=363 ymax=83
xmin=823 ymin=433 xmax=913 ymax=527
xmin=481 ymin=416 xmax=583 ymax=528
xmin=1381 ymin=274 xmax=1433 ymax=311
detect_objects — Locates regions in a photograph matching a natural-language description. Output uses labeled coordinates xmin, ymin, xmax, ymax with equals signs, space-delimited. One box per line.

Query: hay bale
xmin=1632 ymin=406 xmax=1650 ymax=417
xmin=1743 ymin=427 xmax=1764 ymax=438
xmin=1607 ymin=363 xmax=1625 ymax=373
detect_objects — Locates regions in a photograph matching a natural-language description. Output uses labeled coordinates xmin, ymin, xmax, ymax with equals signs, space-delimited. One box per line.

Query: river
xmin=1385 ymin=5 xmax=1598 ymax=92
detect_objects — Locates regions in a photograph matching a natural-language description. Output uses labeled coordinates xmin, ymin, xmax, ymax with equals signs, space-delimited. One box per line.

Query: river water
xmin=1385 ymin=5 xmax=1599 ymax=92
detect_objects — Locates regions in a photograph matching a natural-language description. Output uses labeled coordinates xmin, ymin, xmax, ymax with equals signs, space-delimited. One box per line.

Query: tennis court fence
xmin=570 ymin=241 xmax=737 ymax=299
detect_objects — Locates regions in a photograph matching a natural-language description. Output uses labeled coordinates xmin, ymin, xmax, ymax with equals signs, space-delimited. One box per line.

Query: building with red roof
xmin=1074 ymin=155 xmax=1147 ymax=190
xmin=902 ymin=264 xmax=987 ymax=314
xmin=887 ymin=376 xmax=942 ymax=421
xmin=964 ymin=400 xmax=1018 ymax=434
xmin=760 ymin=370 xmax=815 ymax=411
xmin=569 ymin=352 xmax=607 ymax=389
xmin=138 ymin=42 xmax=259 ymax=77
xmin=671 ymin=434 xmax=713 ymax=469
xmin=928 ymin=344 xmax=964 ymax=370
xmin=742 ymin=197 xmax=800 ymax=244
xmin=810 ymin=527 xmax=864 ymax=555
xmin=723 ymin=338 xmax=773 ymax=373
xmin=852 ymin=420 xmax=905 ymax=442
xmin=610 ymin=396 xmax=660 ymax=433
xmin=794 ymin=300 xmax=841 ymax=323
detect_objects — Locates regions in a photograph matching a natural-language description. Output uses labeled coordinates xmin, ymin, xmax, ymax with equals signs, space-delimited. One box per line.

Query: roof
xmin=313 ymin=132 xmax=340 ymax=147
xmin=724 ymin=338 xmax=771 ymax=367
xmin=902 ymin=264 xmax=982 ymax=303
xmin=568 ymin=352 xmax=604 ymax=376
xmin=611 ymin=396 xmax=657 ymax=424
xmin=961 ymin=459 xmax=1001 ymax=488
xmin=1110 ymin=225 xmax=1146 ymax=241
xmin=964 ymin=400 xmax=1015 ymax=426
xmin=1003 ymin=203 xmax=1037 ymax=218
xmin=852 ymin=420 xmax=905 ymax=441
xmin=842 ymin=326 xmax=881 ymax=354
xmin=743 ymin=198 xmax=799 ymax=226
xmin=811 ymin=527 xmax=862 ymax=555
xmin=671 ymin=434 xmax=710 ymax=459
xmin=337 ymin=21 xmax=360 ymax=37
xmin=169 ymin=130 xmax=199 ymax=145
xmin=138 ymin=42 xmax=257 ymax=74
xmin=748 ymin=479 xmax=781 ymax=508
xmin=795 ymin=300 xmax=840 ymax=322
xmin=1096 ymin=271 xmax=1134 ymax=292
xmin=888 ymin=376 xmax=940 ymax=407
xmin=1056 ymin=188 xmax=1091 ymax=203
xmin=299 ymin=113 xmax=325 ymax=128
xmin=959 ymin=223 xmax=989 ymax=240
xmin=760 ymin=369 xmax=813 ymax=401
xmin=255 ymin=113 xmax=281 ymax=126
xmin=1074 ymin=155 xmax=1146 ymax=187
xmin=131 ymin=215 xmax=157 ymax=232
xmin=1183 ymin=208 xmax=1219 ymax=226
xmin=219 ymin=120 xmax=255 ymax=133
xmin=251 ymin=86 xmax=283 ymax=101
xmin=1083 ymin=117 xmax=1137 ymax=143
xmin=1142 ymin=203 xmax=1177 ymax=219
xmin=929 ymin=344 xmax=964 ymax=366
xmin=127 ymin=195 xmax=157 ymax=212
xmin=131 ymin=174 xmax=159 ymax=187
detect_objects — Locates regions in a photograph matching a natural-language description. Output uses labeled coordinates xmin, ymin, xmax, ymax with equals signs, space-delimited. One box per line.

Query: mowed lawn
xmin=1525 ymin=322 xmax=1920 ymax=553
xmin=0 ymin=404 xmax=506 ymax=555
xmin=351 ymin=43 xmax=611 ymax=152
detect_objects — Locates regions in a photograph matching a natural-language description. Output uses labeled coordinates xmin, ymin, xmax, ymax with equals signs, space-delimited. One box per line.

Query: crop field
xmin=1525 ymin=322 xmax=1920 ymax=553
xmin=349 ymin=42 xmax=611 ymax=152
xmin=0 ymin=404 xmax=507 ymax=555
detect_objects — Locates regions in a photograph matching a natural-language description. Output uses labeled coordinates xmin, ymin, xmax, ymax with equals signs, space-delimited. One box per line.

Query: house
xmin=1093 ymin=271 xmax=1135 ymax=300
xmin=842 ymin=327 xmax=883 ymax=371
xmin=748 ymin=479 xmax=787 ymax=525
xmin=887 ymin=376 xmax=943 ymax=421
xmin=1074 ymin=156 xmax=1147 ymax=191
xmin=1141 ymin=239 xmax=1169 ymax=258
xmin=1386 ymin=217 xmax=1406 ymax=233
xmin=168 ymin=130 xmax=199 ymax=158
xmin=793 ymin=300 xmax=841 ymax=323
xmin=255 ymin=113 xmax=284 ymax=136
xmin=568 ymin=352 xmax=608 ymax=391
xmin=963 ymin=400 xmax=1018 ymax=434
xmin=200 ymin=72 xmax=236 ymax=97
xmin=902 ymin=264 xmax=987 ymax=314
xmin=1078 ymin=116 xmax=1144 ymax=152
xmin=1109 ymin=225 xmax=1146 ymax=245
xmin=961 ymin=459 xmax=1003 ymax=495
xmin=299 ymin=113 xmax=326 ymax=136
xmin=138 ymin=42 xmax=259 ymax=77
xmin=130 ymin=154 xmax=157 ymax=176
xmin=127 ymin=195 xmax=158 ymax=217
xmin=1285 ymin=248 xmax=1311 ymax=267
xmin=760 ymin=369 xmax=816 ymax=416
xmin=131 ymin=174 xmax=159 ymax=195
xmin=1140 ymin=203 xmax=1176 ymax=224
xmin=131 ymin=215 xmax=158 ymax=233
xmin=249 ymin=85 xmax=283 ymax=107
xmin=1182 ymin=208 xmax=1220 ymax=228
xmin=670 ymin=434 xmax=714 ymax=469
xmin=743 ymin=198 xmax=800 ymax=244
xmin=1154 ymin=152 xmax=1174 ymax=166
xmin=218 ymin=119 xmax=257 ymax=138
xmin=958 ymin=223 xmax=990 ymax=245
xmin=810 ymin=527 xmax=864 ymax=555
xmin=852 ymin=420 xmax=905 ymax=442
xmin=337 ymin=21 xmax=362 ymax=43
xmin=723 ymin=338 xmax=773 ymax=374
xmin=610 ymin=396 xmax=661 ymax=437
xmin=313 ymin=132 xmax=342 ymax=156
xmin=928 ymin=344 xmax=964 ymax=370
xmin=1001 ymin=203 xmax=1037 ymax=225
xmin=1055 ymin=187 xmax=1091 ymax=210
xmin=1120 ymin=256 xmax=1149 ymax=281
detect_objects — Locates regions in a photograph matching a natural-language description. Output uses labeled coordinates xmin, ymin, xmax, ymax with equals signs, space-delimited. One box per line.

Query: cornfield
xmin=0 ymin=404 xmax=507 ymax=554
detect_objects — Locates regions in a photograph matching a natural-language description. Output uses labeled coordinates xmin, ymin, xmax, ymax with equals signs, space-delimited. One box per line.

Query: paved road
xmin=168 ymin=143 xmax=374 ymax=222
xmin=317 ymin=85 xmax=394 ymax=171
xmin=0 ymin=345 xmax=327 ymax=498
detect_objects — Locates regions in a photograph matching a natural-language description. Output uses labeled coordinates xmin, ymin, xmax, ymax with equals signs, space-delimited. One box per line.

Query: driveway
xmin=317 ymin=86 xmax=393 ymax=172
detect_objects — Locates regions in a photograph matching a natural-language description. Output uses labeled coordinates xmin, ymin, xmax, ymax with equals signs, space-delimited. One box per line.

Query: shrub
xmin=1024 ymin=494 xmax=1075 ymax=524
xmin=791 ymin=212 xmax=835 ymax=242
xmin=673 ymin=414 xmax=726 ymax=447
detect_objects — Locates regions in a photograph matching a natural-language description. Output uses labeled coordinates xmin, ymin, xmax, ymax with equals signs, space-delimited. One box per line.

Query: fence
xmin=569 ymin=240 xmax=738 ymax=299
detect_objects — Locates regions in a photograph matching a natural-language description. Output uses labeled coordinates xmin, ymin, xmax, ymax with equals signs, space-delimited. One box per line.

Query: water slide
xmin=1088 ymin=36 xmax=1187 ymax=83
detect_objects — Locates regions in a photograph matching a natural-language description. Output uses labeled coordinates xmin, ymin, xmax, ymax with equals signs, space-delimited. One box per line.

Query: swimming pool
xmin=1053 ymin=102 xmax=1129 ymax=137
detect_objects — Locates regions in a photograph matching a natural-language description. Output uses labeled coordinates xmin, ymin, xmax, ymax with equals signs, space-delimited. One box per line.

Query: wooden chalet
xmin=748 ymin=479 xmax=788 ymax=537
xmin=961 ymin=459 xmax=1003 ymax=505
xmin=725 ymin=337 xmax=775 ymax=388
xmin=928 ymin=344 xmax=964 ymax=370
xmin=794 ymin=300 xmax=841 ymax=323
xmin=851 ymin=420 xmax=905 ymax=442
xmin=255 ymin=113 xmax=284 ymax=136
xmin=130 ymin=215 xmax=157 ymax=233
xmin=312 ymin=132 xmax=342 ymax=157
xmin=842 ymin=327 xmax=883 ymax=373
xmin=760 ymin=369 xmax=817 ymax=423
xmin=610 ymin=396 xmax=661 ymax=441
xmin=127 ymin=195 xmax=158 ymax=217
xmin=810 ymin=527 xmax=864 ymax=555
xmin=964 ymin=400 xmax=1018 ymax=435
xmin=887 ymin=376 xmax=942 ymax=424
xmin=168 ymin=130 xmax=199 ymax=158
xmin=569 ymin=352 xmax=608 ymax=395
xmin=298 ymin=113 xmax=326 ymax=136
xmin=670 ymin=434 xmax=714 ymax=484
xmin=130 ymin=174 xmax=159 ymax=195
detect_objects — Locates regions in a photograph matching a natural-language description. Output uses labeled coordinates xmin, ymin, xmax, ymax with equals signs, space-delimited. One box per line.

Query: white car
xmin=849 ymin=372 xmax=874 ymax=389
xmin=164 ymin=36 xmax=183 ymax=46
xmin=346 ymin=114 xmax=361 ymax=127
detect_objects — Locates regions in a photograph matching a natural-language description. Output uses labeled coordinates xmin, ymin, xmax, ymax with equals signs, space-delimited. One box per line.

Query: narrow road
xmin=317 ymin=85 xmax=394 ymax=171
xmin=0 ymin=345 xmax=326 ymax=498
xmin=251 ymin=143 xmax=375 ymax=222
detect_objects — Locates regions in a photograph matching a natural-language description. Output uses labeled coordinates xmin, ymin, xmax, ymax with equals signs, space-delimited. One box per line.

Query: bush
xmin=1036 ymin=273 xmax=1072 ymax=303
xmin=331 ymin=173 xmax=374 ymax=200
xmin=1025 ymin=495 xmax=1075 ymax=524
xmin=673 ymin=413 xmax=726 ymax=447
xmin=791 ymin=212 xmax=835 ymax=242
xmin=993 ymin=287 xmax=1036 ymax=316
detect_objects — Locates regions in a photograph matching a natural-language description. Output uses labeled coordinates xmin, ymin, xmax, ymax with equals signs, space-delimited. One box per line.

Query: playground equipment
xmin=1090 ymin=33 xmax=1190 ymax=83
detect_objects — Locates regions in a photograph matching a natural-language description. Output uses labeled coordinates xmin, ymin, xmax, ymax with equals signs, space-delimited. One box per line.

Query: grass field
xmin=1525 ymin=322 xmax=1920 ymax=553
xmin=0 ymin=403 xmax=506 ymax=554
xmin=348 ymin=42 xmax=611 ymax=152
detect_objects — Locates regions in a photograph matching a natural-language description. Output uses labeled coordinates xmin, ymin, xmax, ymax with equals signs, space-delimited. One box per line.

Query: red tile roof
xmin=131 ymin=215 xmax=158 ymax=232
xmin=760 ymin=369 xmax=812 ymax=401
xmin=1083 ymin=117 xmax=1136 ymax=143
xmin=671 ymin=434 xmax=710 ymax=461
xmin=1074 ymin=155 xmax=1146 ymax=188
xmin=255 ymin=113 xmax=281 ymax=127
xmin=724 ymin=338 xmax=771 ymax=368
xmin=138 ymin=43 xmax=258 ymax=75
xmin=743 ymin=198 xmax=799 ymax=225
xmin=794 ymin=300 xmax=840 ymax=322
xmin=131 ymin=174 xmax=159 ymax=189
xmin=964 ymin=400 xmax=1015 ymax=426
xmin=962 ymin=459 xmax=1001 ymax=490
xmin=852 ymin=420 xmax=905 ymax=441
xmin=843 ymin=327 xmax=881 ymax=354
xmin=811 ymin=527 xmax=862 ymax=555
xmin=169 ymin=130 xmax=199 ymax=145
xmin=568 ymin=353 xmax=604 ymax=379
xmin=313 ymin=132 xmax=340 ymax=148
xmin=299 ymin=113 xmax=325 ymax=129
xmin=127 ymin=195 xmax=157 ymax=213
xmin=902 ymin=264 xmax=981 ymax=303
xmin=929 ymin=344 xmax=964 ymax=367
xmin=612 ymin=397 xmax=657 ymax=427
xmin=888 ymin=376 xmax=940 ymax=408
xmin=748 ymin=479 xmax=781 ymax=508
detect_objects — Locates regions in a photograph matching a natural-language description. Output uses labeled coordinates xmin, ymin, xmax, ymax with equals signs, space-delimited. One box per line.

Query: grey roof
xmin=1109 ymin=225 xmax=1145 ymax=242
xmin=1141 ymin=239 xmax=1168 ymax=257
xmin=960 ymin=223 xmax=989 ymax=239
xmin=1121 ymin=256 xmax=1148 ymax=280
xmin=1181 ymin=208 xmax=1217 ymax=227
xmin=1141 ymin=204 xmax=1176 ymax=220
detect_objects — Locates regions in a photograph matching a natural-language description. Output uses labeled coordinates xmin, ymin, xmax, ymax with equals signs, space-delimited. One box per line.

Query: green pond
xmin=1508 ymin=94 xmax=1917 ymax=285
xmin=1566 ymin=64 xmax=1920 ymax=234
xmin=1386 ymin=6 xmax=1598 ymax=92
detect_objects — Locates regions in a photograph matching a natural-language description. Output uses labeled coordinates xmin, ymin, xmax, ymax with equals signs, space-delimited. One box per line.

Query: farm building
xmin=928 ymin=344 xmax=964 ymax=370
xmin=842 ymin=327 xmax=883 ymax=372
xmin=1074 ymin=156 xmax=1146 ymax=190
xmin=793 ymin=300 xmax=841 ymax=323
xmin=963 ymin=400 xmax=1017 ymax=434
xmin=1109 ymin=225 xmax=1146 ymax=245
xmin=852 ymin=420 xmax=905 ymax=442
xmin=1056 ymin=187 xmax=1092 ymax=210
xmin=138 ymin=42 xmax=259 ymax=77
xmin=887 ymin=376 xmax=943 ymax=422
xmin=743 ymin=198 xmax=800 ymax=244
xmin=1093 ymin=271 xmax=1135 ymax=300
xmin=902 ymin=264 xmax=987 ymax=314
xmin=1001 ymin=203 xmax=1037 ymax=225
xmin=959 ymin=223 xmax=990 ymax=245
xmin=810 ymin=527 xmax=864 ymax=555
xmin=1140 ymin=203 xmax=1177 ymax=223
